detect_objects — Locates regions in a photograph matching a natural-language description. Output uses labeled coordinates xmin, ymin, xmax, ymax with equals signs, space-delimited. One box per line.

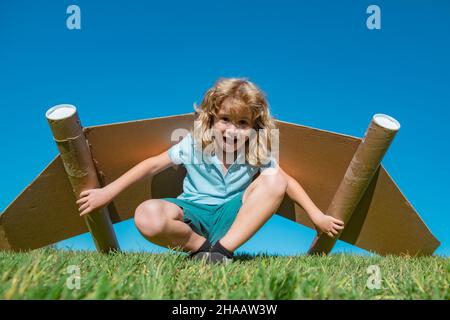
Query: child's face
xmin=212 ymin=98 xmax=254 ymax=154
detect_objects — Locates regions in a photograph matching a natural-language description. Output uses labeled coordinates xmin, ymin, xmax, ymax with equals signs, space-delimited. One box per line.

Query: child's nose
xmin=226 ymin=124 xmax=237 ymax=134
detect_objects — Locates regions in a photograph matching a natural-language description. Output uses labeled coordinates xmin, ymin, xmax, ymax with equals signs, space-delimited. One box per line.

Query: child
xmin=76 ymin=77 xmax=344 ymax=264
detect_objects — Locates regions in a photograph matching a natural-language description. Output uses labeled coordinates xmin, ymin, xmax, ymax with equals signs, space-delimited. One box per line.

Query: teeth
xmin=223 ymin=137 xmax=238 ymax=144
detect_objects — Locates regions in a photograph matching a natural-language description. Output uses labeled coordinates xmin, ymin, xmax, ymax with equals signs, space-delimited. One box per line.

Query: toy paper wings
xmin=0 ymin=110 xmax=440 ymax=255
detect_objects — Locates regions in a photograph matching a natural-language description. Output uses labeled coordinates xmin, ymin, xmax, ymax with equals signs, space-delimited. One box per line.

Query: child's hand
xmin=311 ymin=212 xmax=344 ymax=238
xmin=76 ymin=187 xmax=113 ymax=216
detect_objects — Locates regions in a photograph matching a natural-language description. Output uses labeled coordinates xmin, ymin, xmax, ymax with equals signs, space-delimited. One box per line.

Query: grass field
xmin=0 ymin=247 xmax=448 ymax=299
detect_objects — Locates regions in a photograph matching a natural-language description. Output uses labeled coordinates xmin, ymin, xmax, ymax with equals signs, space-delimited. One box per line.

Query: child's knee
xmin=134 ymin=200 xmax=168 ymax=238
xmin=261 ymin=170 xmax=287 ymax=196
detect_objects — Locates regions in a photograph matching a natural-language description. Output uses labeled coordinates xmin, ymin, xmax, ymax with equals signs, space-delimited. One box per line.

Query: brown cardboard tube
xmin=308 ymin=114 xmax=401 ymax=255
xmin=46 ymin=104 xmax=120 ymax=253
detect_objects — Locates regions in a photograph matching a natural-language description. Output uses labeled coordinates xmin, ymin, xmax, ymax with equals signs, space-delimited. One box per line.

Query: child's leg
xmin=219 ymin=169 xmax=288 ymax=252
xmin=134 ymin=199 xmax=206 ymax=253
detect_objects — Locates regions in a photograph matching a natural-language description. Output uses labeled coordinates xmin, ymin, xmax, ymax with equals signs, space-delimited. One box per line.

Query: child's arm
xmin=76 ymin=150 xmax=175 ymax=216
xmin=278 ymin=167 xmax=344 ymax=238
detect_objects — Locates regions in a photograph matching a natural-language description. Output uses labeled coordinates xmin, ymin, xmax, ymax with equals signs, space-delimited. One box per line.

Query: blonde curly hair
xmin=191 ymin=77 xmax=278 ymax=167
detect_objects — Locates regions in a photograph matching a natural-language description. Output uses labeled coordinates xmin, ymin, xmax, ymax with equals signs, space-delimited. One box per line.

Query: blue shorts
xmin=161 ymin=191 xmax=244 ymax=244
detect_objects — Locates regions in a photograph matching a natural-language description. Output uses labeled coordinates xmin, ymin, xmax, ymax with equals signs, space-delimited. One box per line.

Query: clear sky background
xmin=1 ymin=1 xmax=448 ymax=256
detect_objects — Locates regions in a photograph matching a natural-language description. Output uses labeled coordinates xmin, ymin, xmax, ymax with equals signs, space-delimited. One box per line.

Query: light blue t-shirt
xmin=167 ymin=132 xmax=277 ymax=205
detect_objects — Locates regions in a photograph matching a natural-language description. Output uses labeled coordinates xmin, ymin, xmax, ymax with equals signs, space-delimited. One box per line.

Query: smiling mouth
xmin=223 ymin=136 xmax=238 ymax=143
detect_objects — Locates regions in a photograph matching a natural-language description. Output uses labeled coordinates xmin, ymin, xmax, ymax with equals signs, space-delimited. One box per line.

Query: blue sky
xmin=0 ymin=1 xmax=448 ymax=256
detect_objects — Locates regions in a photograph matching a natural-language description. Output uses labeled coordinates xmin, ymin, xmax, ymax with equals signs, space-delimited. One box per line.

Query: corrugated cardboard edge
xmin=83 ymin=112 xmax=196 ymax=131
xmin=276 ymin=118 xmax=362 ymax=141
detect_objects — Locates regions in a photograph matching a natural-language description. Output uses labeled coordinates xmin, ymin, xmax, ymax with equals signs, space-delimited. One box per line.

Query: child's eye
xmin=238 ymin=120 xmax=249 ymax=126
xmin=221 ymin=117 xmax=229 ymax=122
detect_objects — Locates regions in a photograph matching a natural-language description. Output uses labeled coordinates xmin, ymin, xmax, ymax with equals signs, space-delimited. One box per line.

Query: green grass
xmin=0 ymin=247 xmax=448 ymax=299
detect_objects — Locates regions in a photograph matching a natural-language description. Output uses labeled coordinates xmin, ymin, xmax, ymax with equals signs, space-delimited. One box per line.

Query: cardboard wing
xmin=0 ymin=113 xmax=440 ymax=255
